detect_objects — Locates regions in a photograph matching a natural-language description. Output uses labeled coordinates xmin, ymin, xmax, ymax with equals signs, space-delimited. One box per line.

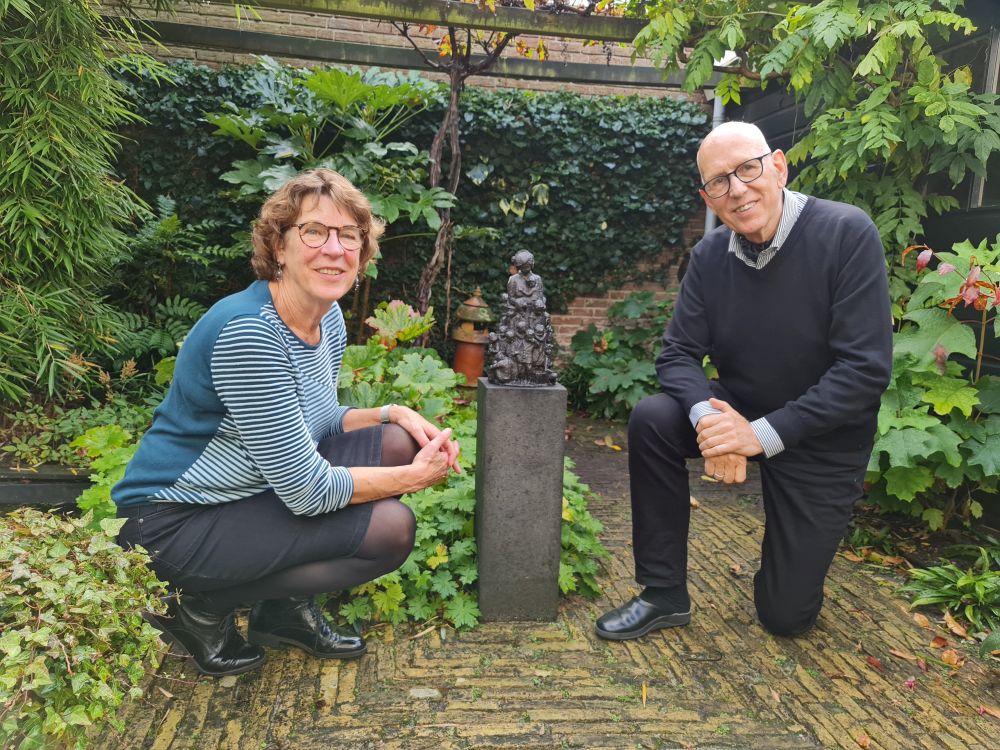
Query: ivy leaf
xmin=883 ymin=465 xmax=935 ymax=502
xmin=444 ymin=593 xmax=480 ymax=629
xmin=920 ymin=377 xmax=979 ymax=416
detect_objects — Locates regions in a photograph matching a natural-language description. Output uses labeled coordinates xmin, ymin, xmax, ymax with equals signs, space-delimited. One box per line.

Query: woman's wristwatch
xmin=380 ymin=404 xmax=396 ymax=424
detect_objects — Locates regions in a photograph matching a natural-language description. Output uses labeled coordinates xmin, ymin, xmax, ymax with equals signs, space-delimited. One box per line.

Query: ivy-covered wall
xmin=117 ymin=60 xmax=709 ymax=316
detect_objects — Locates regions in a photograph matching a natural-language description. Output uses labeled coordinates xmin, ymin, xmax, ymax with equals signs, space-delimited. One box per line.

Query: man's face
xmin=698 ymin=130 xmax=788 ymax=244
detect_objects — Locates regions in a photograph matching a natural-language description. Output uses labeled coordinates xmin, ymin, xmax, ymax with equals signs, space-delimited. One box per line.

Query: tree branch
xmin=392 ymin=22 xmax=442 ymax=70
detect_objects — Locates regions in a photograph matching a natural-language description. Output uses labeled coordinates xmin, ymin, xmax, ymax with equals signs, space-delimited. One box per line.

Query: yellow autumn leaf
xmin=562 ymin=497 xmax=574 ymax=522
xmin=524 ymin=0 xmax=535 ymax=10
xmin=426 ymin=543 xmax=449 ymax=569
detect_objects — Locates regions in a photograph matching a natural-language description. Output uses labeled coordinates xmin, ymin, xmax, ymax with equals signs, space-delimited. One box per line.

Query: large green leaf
xmin=873 ymin=427 xmax=936 ymax=468
xmin=895 ymin=308 xmax=978 ymax=365
xmin=883 ymin=465 xmax=935 ymax=502
xmin=976 ymin=375 xmax=1000 ymax=414
xmin=924 ymin=423 xmax=965 ymax=467
xmin=920 ymin=376 xmax=979 ymax=416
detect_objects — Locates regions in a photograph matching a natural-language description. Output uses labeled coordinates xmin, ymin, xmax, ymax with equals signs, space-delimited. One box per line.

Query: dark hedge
xmin=117 ymin=60 xmax=709 ymax=315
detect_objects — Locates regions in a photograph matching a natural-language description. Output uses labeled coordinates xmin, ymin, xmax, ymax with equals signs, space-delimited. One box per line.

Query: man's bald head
xmin=697 ymin=122 xmax=771 ymax=181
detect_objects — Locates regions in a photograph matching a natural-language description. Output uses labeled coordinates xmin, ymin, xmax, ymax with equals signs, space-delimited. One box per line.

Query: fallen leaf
xmin=878 ymin=555 xmax=910 ymax=568
xmin=157 ymin=686 xmax=174 ymax=700
xmin=913 ymin=612 xmax=931 ymax=629
xmin=904 ymin=677 xmax=916 ymax=689
xmin=641 ymin=682 xmax=647 ymax=707
xmin=866 ymin=656 xmax=885 ymax=673
xmin=943 ymin=611 xmax=968 ymax=639
xmin=770 ymin=688 xmax=781 ymax=703
xmin=689 ymin=496 xmax=700 ymax=508
xmin=889 ymin=649 xmax=916 ymax=662
xmin=856 ymin=734 xmax=872 ymax=749
xmin=825 ymin=671 xmax=851 ymax=681
xmin=700 ymin=474 xmax=720 ymax=483
xmin=940 ymin=649 xmax=964 ymax=668
xmin=978 ymin=705 xmax=1000 ymax=719
xmin=916 ymin=658 xmax=929 ymax=673
xmin=842 ymin=551 xmax=865 ymax=562
xmin=729 ymin=563 xmax=743 ymax=577
xmin=930 ymin=635 xmax=948 ymax=649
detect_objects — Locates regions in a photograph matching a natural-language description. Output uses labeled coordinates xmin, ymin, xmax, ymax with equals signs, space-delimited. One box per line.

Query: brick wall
xmin=549 ymin=207 xmax=705 ymax=349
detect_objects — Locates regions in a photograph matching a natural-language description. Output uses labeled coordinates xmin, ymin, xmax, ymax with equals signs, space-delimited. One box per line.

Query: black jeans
xmin=627 ymin=392 xmax=869 ymax=636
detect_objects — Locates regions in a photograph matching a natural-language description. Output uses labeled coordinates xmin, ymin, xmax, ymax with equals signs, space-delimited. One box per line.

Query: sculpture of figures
xmin=487 ymin=250 xmax=558 ymax=386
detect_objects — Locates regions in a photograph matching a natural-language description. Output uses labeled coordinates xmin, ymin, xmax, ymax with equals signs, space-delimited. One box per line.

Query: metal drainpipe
xmin=704 ymin=93 xmax=726 ymax=235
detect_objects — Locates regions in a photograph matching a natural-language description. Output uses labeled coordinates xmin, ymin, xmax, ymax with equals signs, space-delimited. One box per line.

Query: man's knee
xmin=628 ymin=393 xmax=688 ymax=442
xmin=754 ymin=575 xmax=822 ymax=637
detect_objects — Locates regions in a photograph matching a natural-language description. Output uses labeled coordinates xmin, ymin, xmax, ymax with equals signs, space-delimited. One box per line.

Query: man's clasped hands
xmin=696 ymin=398 xmax=764 ymax=485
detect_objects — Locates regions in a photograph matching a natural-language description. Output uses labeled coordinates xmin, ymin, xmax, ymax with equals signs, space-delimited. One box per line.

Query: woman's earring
xmin=275 ymin=264 xmax=284 ymax=281
xmin=355 ymin=275 xmax=361 ymax=292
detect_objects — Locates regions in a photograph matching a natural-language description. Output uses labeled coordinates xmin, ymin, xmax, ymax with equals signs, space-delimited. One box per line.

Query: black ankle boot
xmin=248 ymin=597 xmax=366 ymax=659
xmin=144 ymin=593 xmax=265 ymax=677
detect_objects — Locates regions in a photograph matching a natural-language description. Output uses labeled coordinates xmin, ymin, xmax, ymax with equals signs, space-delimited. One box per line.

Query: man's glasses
xmin=290 ymin=222 xmax=365 ymax=250
xmin=700 ymin=152 xmax=773 ymax=199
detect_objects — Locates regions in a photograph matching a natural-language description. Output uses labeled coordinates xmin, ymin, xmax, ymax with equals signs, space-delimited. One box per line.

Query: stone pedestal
xmin=475 ymin=378 xmax=566 ymax=621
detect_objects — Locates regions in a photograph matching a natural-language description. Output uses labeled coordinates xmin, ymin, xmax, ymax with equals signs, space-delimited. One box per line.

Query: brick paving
xmin=105 ymin=419 xmax=1000 ymax=750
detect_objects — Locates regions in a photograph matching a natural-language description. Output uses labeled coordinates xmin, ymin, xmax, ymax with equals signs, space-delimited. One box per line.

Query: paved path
xmin=106 ymin=419 xmax=1000 ymax=749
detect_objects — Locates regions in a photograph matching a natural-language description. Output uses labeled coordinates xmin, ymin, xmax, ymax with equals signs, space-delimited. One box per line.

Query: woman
xmin=113 ymin=168 xmax=461 ymax=677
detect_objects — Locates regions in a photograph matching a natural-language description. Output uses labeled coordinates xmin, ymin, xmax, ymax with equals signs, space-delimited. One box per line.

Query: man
xmin=596 ymin=122 xmax=892 ymax=639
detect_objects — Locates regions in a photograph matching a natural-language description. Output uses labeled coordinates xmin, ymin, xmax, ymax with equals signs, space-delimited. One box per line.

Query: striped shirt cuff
xmin=751 ymin=418 xmax=784 ymax=458
xmin=689 ymin=400 xmax=721 ymax=429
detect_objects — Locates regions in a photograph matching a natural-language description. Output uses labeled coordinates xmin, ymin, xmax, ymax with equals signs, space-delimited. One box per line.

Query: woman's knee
xmin=381 ymin=423 xmax=419 ymax=467
xmin=361 ymin=499 xmax=416 ymax=564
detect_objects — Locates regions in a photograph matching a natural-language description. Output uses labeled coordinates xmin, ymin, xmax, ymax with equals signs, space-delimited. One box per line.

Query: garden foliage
xmin=336 ymin=302 xmax=607 ymax=628
xmin=867 ymin=237 xmax=1000 ymax=529
xmin=630 ymin=0 xmax=1000 ymax=251
xmin=0 ymin=510 xmax=167 ymax=750
xmin=115 ymin=60 xmax=708 ymax=317
xmin=0 ymin=0 xmax=173 ymax=402
xmin=562 ymin=291 xmax=674 ymax=420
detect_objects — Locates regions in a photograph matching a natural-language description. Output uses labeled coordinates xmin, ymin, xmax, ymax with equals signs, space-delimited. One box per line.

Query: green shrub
xmin=866 ymin=237 xmax=1000 ymax=530
xmin=561 ymin=291 xmax=674 ymax=420
xmin=0 ymin=510 xmax=168 ymax=749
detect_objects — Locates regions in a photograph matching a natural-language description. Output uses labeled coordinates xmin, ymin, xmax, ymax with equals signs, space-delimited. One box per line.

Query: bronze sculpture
xmin=487 ymin=250 xmax=557 ymax=386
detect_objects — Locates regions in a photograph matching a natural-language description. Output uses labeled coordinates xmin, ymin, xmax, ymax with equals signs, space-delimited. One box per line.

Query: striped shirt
xmin=688 ymin=189 xmax=808 ymax=458
xmin=112 ymin=280 xmax=355 ymax=515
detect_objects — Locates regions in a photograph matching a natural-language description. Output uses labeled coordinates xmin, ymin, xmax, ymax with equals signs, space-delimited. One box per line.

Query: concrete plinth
xmin=475 ymin=377 xmax=567 ymax=621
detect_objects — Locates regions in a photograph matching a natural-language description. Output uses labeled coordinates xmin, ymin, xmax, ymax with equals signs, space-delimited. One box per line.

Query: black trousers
xmin=628 ymin=392 xmax=869 ymax=636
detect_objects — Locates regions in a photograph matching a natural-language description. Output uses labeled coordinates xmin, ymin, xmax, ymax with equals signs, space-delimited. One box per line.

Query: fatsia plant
xmin=629 ymin=0 xmax=1000 ymax=253
xmin=866 ymin=236 xmax=1000 ymax=529
xmin=206 ymin=58 xmax=456 ymax=245
xmin=0 ymin=0 xmax=173 ymax=402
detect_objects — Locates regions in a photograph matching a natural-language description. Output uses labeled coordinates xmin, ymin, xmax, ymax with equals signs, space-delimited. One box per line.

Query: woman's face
xmin=276 ymin=194 xmax=360 ymax=311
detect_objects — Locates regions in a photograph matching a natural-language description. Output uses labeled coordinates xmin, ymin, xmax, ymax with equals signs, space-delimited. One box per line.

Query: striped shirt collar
xmin=726 ymin=189 xmax=808 ymax=269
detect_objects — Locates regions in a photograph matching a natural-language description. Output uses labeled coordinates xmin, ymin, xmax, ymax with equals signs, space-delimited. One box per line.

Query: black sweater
xmin=657 ymin=197 xmax=893 ymax=454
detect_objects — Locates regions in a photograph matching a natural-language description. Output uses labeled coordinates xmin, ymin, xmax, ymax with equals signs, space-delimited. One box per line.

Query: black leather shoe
xmin=595 ymin=597 xmax=691 ymax=640
xmin=248 ymin=597 xmax=367 ymax=659
xmin=144 ymin=593 xmax=265 ymax=677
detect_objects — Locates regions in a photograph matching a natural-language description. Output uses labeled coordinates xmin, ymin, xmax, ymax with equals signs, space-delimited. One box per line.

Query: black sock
xmin=639 ymin=585 xmax=690 ymax=612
